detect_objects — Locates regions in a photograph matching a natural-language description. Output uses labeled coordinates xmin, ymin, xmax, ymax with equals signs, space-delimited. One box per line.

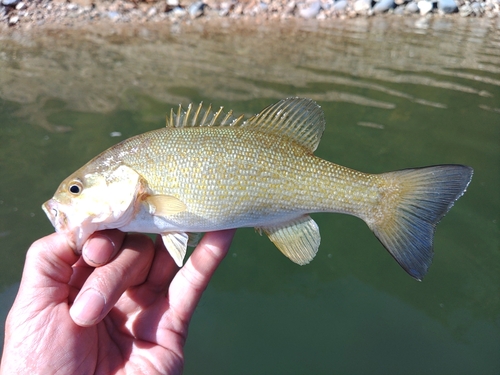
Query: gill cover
xmin=42 ymin=164 xmax=144 ymax=250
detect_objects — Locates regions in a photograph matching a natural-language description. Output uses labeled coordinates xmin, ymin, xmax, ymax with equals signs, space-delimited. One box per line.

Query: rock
xmin=405 ymin=1 xmax=419 ymax=12
xmin=373 ymin=0 xmax=395 ymax=13
xmin=166 ymin=0 xmax=179 ymax=7
xmin=188 ymin=0 xmax=205 ymax=18
xmin=321 ymin=0 xmax=333 ymax=10
xmin=353 ymin=0 xmax=372 ymax=13
xmin=394 ymin=4 xmax=404 ymax=13
xmin=170 ymin=6 xmax=187 ymax=17
xmin=459 ymin=3 xmax=471 ymax=16
xmin=71 ymin=0 xmax=93 ymax=7
xmin=2 ymin=0 xmax=19 ymax=6
xmin=218 ymin=1 xmax=233 ymax=15
xmin=417 ymin=0 xmax=433 ymax=14
xmin=106 ymin=10 xmax=120 ymax=20
xmin=471 ymin=1 xmax=483 ymax=15
xmin=298 ymin=0 xmax=321 ymax=18
xmin=333 ymin=0 xmax=347 ymax=12
xmin=15 ymin=1 xmax=25 ymax=10
xmin=437 ymin=0 xmax=457 ymax=13
xmin=147 ymin=6 xmax=157 ymax=17
xmin=8 ymin=14 xmax=18 ymax=24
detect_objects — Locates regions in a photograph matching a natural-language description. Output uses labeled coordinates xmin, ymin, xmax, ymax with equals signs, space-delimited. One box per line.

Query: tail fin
xmin=369 ymin=165 xmax=473 ymax=280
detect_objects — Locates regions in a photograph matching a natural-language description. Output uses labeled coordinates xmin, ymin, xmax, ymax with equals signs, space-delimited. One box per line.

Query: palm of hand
xmin=1 ymin=230 xmax=234 ymax=375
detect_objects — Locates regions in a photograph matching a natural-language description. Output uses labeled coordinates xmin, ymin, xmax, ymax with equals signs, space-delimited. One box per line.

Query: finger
xmin=82 ymin=229 xmax=126 ymax=267
xmin=144 ymin=235 xmax=181 ymax=294
xmin=168 ymin=229 xmax=235 ymax=322
xmin=68 ymin=230 xmax=128 ymax=300
xmin=20 ymin=232 xmax=79 ymax=292
xmin=69 ymin=233 xmax=155 ymax=327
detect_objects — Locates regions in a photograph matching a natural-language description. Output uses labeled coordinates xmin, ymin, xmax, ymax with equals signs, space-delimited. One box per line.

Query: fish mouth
xmin=42 ymin=199 xmax=59 ymax=228
xmin=42 ymin=199 xmax=70 ymax=237
xmin=41 ymin=199 xmax=90 ymax=252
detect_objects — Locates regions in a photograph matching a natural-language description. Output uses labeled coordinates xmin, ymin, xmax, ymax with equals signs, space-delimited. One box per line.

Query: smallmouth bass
xmin=43 ymin=98 xmax=473 ymax=280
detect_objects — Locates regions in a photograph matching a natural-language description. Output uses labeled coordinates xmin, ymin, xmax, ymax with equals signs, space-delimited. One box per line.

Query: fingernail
xmin=70 ymin=288 xmax=106 ymax=326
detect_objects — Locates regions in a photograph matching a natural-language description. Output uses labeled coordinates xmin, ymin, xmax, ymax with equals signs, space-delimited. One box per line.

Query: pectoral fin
xmin=260 ymin=216 xmax=320 ymax=265
xmin=147 ymin=195 xmax=186 ymax=216
xmin=161 ymin=232 xmax=189 ymax=267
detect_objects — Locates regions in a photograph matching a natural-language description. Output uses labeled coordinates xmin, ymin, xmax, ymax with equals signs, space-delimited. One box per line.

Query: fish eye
xmin=68 ymin=180 xmax=83 ymax=195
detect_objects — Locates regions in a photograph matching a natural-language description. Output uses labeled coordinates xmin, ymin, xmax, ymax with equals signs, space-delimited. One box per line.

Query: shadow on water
xmin=0 ymin=17 xmax=499 ymax=374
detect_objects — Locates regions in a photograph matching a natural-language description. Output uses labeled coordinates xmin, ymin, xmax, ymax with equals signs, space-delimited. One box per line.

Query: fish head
xmin=42 ymin=164 xmax=145 ymax=251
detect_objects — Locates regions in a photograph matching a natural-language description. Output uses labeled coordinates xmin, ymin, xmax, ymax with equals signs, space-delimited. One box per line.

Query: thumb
xmin=17 ymin=233 xmax=79 ymax=302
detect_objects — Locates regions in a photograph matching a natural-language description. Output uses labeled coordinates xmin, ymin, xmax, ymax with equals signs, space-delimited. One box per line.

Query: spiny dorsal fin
xmin=243 ymin=98 xmax=326 ymax=152
xmin=166 ymin=102 xmax=245 ymax=128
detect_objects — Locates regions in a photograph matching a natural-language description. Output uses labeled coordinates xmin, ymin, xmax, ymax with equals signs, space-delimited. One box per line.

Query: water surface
xmin=0 ymin=17 xmax=499 ymax=374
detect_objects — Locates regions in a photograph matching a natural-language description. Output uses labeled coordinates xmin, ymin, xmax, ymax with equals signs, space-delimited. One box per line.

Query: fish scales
xmin=111 ymin=126 xmax=379 ymax=228
xmin=43 ymin=98 xmax=473 ymax=280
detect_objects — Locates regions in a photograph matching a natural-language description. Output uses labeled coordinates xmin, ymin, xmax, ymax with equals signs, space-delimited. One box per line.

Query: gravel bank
xmin=0 ymin=0 xmax=498 ymax=29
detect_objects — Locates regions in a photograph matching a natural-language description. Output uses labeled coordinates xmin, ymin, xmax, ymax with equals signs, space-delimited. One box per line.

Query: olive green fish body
xmin=104 ymin=126 xmax=377 ymax=230
xmin=43 ymin=98 xmax=473 ymax=280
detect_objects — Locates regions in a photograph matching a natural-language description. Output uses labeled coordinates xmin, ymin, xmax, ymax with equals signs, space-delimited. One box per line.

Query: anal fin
xmin=260 ymin=215 xmax=320 ymax=265
xmin=161 ymin=232 xmax=189 ymax=267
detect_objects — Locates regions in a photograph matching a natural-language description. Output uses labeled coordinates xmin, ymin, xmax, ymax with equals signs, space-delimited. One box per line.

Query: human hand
xmin=0 ymin=229 xmax=235 ymax=375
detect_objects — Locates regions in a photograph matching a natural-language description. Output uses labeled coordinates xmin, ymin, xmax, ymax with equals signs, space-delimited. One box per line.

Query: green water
xmin=0 ymin=17 xmax=499 ymax=374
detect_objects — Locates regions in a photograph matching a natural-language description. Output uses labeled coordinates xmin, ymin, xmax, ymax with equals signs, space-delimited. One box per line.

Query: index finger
xmin=168 ymin=229 xmax=236 ymax=322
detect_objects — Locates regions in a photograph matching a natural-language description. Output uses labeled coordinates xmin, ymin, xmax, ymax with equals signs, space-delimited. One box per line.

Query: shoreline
xmin=1 ymin=0 xmax=498 ymax=30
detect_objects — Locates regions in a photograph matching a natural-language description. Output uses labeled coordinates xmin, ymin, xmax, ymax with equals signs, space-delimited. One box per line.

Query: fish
xmin=42 ymin=97 xmax=473 ymax=280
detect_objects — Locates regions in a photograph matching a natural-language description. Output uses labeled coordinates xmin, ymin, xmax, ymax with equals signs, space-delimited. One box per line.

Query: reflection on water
xmin=1 ymin=17 xmax=499 ymax=124
xmin=0 ymin=17 xmax=499 ymax=374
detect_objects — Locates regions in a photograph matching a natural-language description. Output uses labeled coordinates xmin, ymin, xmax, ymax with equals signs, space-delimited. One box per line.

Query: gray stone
xmin=320 ymin=0 xmax=332 ymax=10
xmin=2 ymin=0 xmax=19 ymax=6
xmin=471 ymin=1 xmax=483 ymax=15
xmin=459 ymin=3 xmax=472 ymax=16
xmin=405 ymin=1 xmax=419 ymax=12
xmin=437 ymin=0 xmax=457 ymax=13
xmin=394 ymin=4 xmax=404 ymax=13
xmin=333 ymin=0 xmax=347 ymax=11
xmin=298 ymin=0 xmax=321 ymax=18
xmin=188 ymin=1 xmax=205 ymax=18
xmin=106 ymin=10 xmax=120 ymax=20
xmin=373 ymin=0 xmax=395 ymax=13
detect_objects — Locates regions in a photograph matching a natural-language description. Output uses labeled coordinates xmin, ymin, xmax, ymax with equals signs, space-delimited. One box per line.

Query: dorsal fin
xmin=243 ymin=97 xmax=326 ymax=152
xmin=166 ymin=102 xmax=245 ymax=128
